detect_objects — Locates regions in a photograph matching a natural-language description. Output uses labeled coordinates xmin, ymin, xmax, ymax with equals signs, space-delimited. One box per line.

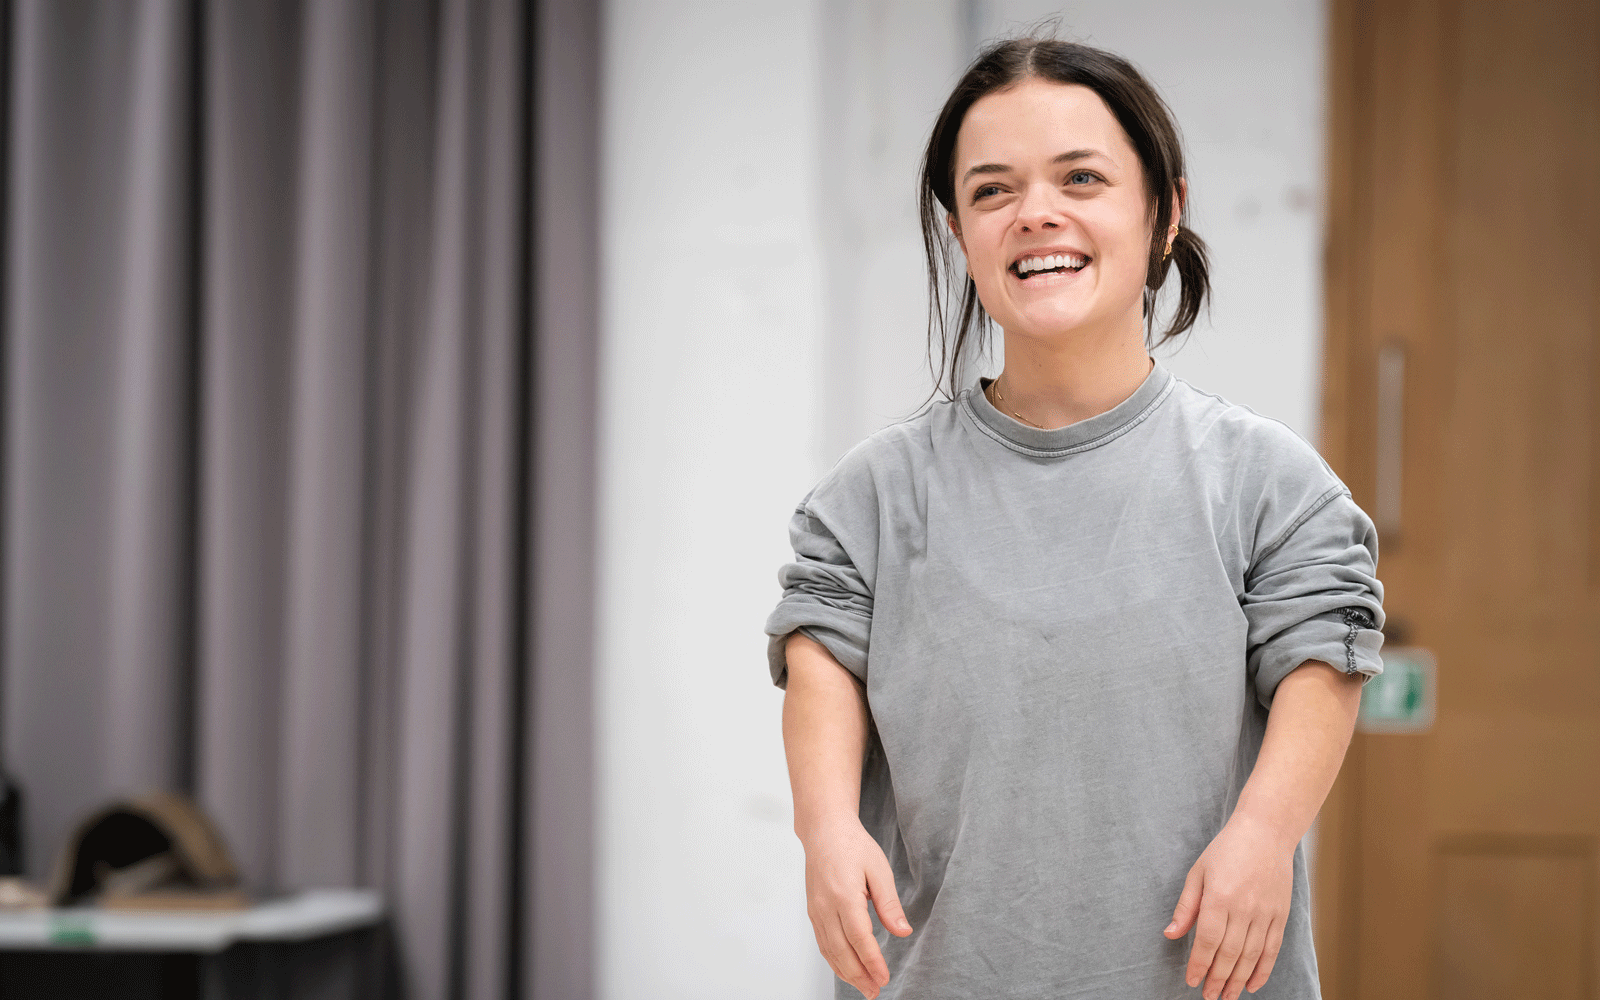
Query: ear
xmin=1170 ymin=178 xmax=1187 ymax=229
xmin=946 ymin=212 xmax=966 ymax=254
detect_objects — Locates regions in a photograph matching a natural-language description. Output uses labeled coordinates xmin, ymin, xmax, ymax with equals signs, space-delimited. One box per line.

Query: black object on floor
xmin=0 ymin=951 xmax=199 ymax=1000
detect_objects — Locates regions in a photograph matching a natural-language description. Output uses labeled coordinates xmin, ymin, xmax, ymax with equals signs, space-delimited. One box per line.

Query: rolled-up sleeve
xmin=1242 ymin=488 xmax=1386 ymax=709
xmin=764 ymin=504 xmax=873 ymax=689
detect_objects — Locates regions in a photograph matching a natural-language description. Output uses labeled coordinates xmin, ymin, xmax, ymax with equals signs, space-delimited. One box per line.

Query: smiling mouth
xmin=1009 ymin=253 xmax=1091 ymax=280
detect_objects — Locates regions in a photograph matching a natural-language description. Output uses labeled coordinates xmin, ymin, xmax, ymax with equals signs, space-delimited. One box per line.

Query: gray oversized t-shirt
xmin=765 ymin=359 xmax=1384 ymax=999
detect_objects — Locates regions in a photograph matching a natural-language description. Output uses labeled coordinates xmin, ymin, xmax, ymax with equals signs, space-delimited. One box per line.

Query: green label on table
xmin=48 ymin=915 xmax=96 ymax=946
xmin=1358 ymin=646 xmax=1436 ymax=733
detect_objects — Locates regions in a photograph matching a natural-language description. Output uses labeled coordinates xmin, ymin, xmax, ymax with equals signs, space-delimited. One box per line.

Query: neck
xmin=993 ymin=315 xmax=1154 ymax=430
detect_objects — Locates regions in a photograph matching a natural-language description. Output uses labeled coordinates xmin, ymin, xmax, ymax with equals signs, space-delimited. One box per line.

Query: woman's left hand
xmin=1162 ymin=815 xmax=1294 ymax=999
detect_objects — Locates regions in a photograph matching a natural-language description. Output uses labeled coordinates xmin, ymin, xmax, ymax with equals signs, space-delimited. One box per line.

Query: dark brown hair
xmin=919 ymin=37 xmax=1210 ymax=399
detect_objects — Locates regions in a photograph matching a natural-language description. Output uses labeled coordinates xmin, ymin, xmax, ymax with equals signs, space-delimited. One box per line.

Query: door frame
xmin=1313 ymin=0 xmax=1371 ymax=995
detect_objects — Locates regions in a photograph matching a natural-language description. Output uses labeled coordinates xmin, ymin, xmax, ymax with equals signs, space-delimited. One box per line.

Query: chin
xmin=1005 ymin=304 xmax=1098 ymax=339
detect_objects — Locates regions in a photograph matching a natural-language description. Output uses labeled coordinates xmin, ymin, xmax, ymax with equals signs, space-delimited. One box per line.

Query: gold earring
xmin=1162 ymin=223 xmax=1178 ymax=260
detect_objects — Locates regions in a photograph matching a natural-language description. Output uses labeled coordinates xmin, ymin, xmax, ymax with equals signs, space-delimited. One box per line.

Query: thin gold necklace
xmin=987 ymin=374 xmax=1048 ymax=430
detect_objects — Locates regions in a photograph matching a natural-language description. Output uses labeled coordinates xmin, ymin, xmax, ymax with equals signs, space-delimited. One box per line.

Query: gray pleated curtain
xmin=0 ymin=1 xmax=596 ymax=997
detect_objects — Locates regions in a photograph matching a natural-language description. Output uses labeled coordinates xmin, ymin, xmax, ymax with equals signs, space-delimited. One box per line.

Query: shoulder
xmin=1163 ymin=375 xmax=1342 ymax=493
xmin=1159 ymin=375 xmax=1359 ymax=559
xmin=804 ymin=393 xmax=961 ymax=512
xmin=790 ymin=395 xmax=959 ymax=567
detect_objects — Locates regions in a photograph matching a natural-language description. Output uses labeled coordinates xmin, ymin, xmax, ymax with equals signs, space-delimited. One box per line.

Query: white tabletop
xmin=0 ymin=889 xmax=383 ymax=953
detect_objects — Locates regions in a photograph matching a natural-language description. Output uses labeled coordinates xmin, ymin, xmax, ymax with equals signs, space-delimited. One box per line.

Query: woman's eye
xmin=973 ymin=184 xmax=1002 ymax=200
xmin=1067 ymin=171 xmax=1099 ymax=186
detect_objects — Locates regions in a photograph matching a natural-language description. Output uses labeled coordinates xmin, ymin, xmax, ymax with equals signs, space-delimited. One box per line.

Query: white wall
xmin=599 ymin=3 xmax=829 ymax=998
xmin=598 ymin=3 xmax=1326 ymax=997
xmin=814 ymin=2 xmax=969 ymax=464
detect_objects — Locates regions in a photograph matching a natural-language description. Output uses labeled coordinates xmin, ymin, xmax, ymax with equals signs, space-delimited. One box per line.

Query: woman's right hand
xmin=782 ymin=633 xmax=911 ymax=996
xmin=801 ymin=815 xmax=913 ymax=999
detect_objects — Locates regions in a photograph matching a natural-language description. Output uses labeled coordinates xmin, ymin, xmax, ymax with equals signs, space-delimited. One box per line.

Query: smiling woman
xmin=920 ymin=40 xmax=1209 ymax=412
xmin=766 ymin=35 xmax=1385 ymax=1000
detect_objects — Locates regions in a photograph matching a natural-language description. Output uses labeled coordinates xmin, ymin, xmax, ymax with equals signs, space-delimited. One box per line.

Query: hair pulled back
xmin=919 ymin=37 xmax=1210 ymax=399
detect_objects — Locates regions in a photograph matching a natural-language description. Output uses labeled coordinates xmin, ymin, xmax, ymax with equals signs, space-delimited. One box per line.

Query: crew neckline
xmin=963 ymin=357 xmax=1176 ymax=458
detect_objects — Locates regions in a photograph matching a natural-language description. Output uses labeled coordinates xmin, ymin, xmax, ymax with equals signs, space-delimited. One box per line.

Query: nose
xmin=1014 ymin=180 xmax=1065 ymax=232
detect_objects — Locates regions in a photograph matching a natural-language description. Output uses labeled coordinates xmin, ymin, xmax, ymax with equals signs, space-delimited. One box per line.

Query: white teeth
xmin=1015 ymin=253 xmax=1087 ymax=275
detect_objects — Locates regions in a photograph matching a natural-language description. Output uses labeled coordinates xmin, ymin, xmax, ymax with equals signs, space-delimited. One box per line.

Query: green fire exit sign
xmin=1357 ymin=646 xmax=1436 ymax=734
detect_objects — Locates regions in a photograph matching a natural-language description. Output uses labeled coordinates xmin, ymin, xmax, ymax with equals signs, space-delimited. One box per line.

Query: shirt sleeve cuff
xmin=1252 ymin=607 xmax=1385 ymax=709
xmin=765 ymin=608 xmax=870 ymax=689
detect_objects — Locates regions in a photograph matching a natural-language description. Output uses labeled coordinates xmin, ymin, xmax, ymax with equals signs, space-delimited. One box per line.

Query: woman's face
xmin=949 ymin=78 xmax=1163 ymax=344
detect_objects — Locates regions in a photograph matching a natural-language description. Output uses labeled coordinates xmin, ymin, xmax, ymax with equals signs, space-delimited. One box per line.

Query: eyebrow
xmin=960 ymin=149 xmax=1104 ymax=187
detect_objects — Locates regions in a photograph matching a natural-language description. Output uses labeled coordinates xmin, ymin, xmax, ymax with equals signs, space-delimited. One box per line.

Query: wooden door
xmin=1317 ymin=0 xmax=1600 ymax=998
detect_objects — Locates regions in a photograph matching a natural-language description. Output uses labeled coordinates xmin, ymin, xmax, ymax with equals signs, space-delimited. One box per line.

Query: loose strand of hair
xmin=950 ymin=280 xmax=987 ymax=398
xmin=1160 ymin=228 xmax=1210 ymax=343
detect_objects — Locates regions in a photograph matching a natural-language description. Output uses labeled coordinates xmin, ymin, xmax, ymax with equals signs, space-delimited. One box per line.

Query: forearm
xmin=782 ymin=631 xmax=871 ymax=846
xmin=1229 ymin=660 xmax=1364 ymax=851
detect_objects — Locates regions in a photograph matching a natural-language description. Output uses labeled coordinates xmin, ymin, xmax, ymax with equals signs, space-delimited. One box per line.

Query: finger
xmin=817 ymin=911 xmax=875 ymax=998
xmin=842 ymin=900 xmax=890 ymax=989
xmin=1185 ymin=906 xmax=1228 ymax=989
xmin=1202 ymin=919 xmax=1250 ymax=1000
xmin=865 ymin=859 xmax=912 ymax=937
xmin=1245 ymin=917 xmax=1283 ymax=993
xmin=1166 ymin=865 xmax=1204 ymax=939
xmin=826 ymin=915 xmax=879 ymax=998
xmin=1222 ymin=920 xmax=1268 ymax=1000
